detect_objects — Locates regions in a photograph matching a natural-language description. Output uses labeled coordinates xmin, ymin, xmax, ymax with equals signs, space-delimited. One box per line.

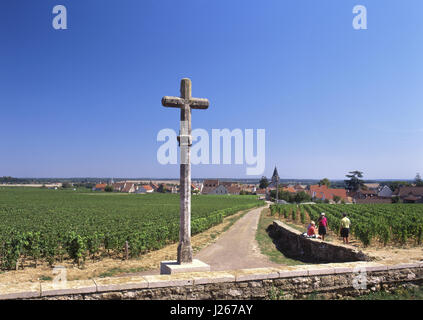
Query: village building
xmin=149 ymin=182 xmax=159 ymax=191
xmin=110 ymin=181 xmax=144 ymax=194
xmin=355 ymin=188 xmax=378 ymax=199
xmin=267 ymin=167 xmax=280 ymax=189
xmin=203 ymin=179 xmax=218 ymax=188
xmin=394 ymin=186 xmax=423 ymax=203
xmin=293 ymin=184 xmax=306 ymax=192
xmin=282 ymin=186 xmax=296 ymax=193
xmin=240 ymin=184 xmax=256 ymax=194
xmin=201 ymin=179 xmax=221 ymax=195
xmin=206 ymin=184 xmax=228 ymax=195
xmin=170 ymin=185 xmax=178 ymax=194
xmin=363 ymin=183 xmax=380 ymax=190
xmin=227 ymin=185 xmax=241 ymax=195
xmin=112 ymin=182 xmax=126 ymax=192
xmin=135 ymin=185 xmax=154 ymax=194
xmin=378 ymin=185 xmax=393 ymax=198
xmin=200 ymin=179 xmax=244 ymax=195
xmin=307 ymin=184 xmax=348 ymax=202
xmin=121 ymin=183 xmax=136 ymax=193
xmin=92 ymin=183 xmax=107 ymax=191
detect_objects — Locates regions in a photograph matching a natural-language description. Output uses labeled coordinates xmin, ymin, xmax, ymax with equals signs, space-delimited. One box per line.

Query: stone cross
xmin=162 ymin=78 xmax=209 ymax=263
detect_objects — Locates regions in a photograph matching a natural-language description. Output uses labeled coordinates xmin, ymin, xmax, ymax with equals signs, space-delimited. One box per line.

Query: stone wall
xmin=1 ymin=262 xmax=422 ymax=300
xmin=267 ymin=220 xmax=371 ymax=263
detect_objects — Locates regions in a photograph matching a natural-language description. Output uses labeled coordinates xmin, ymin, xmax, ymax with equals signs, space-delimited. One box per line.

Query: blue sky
xmin=0 ymin=0 xmax=422 ymax=180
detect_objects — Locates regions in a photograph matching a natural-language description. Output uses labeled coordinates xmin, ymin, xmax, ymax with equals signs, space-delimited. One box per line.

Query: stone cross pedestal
xmin=160 ymin=78 xmax=211 ymax=274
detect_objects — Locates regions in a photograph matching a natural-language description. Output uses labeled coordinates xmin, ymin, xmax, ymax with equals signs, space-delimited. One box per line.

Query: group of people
xmin=303 ymin=212 xmax=351 ymax=244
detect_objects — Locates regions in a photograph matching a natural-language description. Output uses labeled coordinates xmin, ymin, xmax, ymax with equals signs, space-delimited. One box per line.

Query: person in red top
xmin=317 ymin=212 xmax=328 ymax=241
xmin=307 ymin=221 xmax=317 ymax=238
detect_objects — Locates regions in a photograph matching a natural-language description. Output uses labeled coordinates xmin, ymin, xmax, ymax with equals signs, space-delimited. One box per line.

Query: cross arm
xmin=161 ymin=96 xmax=183 ymax=108
xmin=162 ymin=96 xmax=209 ymax=109
xmin=189 ymin=98 xmax=209 ymax=109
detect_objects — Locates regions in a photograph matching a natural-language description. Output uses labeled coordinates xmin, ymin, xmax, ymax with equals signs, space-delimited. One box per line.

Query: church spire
xmin=272 ymin=166 xmax=280 ymax=203
xmin=272 ymin=166 xmax=279 ymax=183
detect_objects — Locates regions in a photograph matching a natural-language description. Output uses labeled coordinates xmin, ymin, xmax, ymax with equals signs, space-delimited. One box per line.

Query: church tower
xmin=271 ymin=166 xmax=280 ymax=202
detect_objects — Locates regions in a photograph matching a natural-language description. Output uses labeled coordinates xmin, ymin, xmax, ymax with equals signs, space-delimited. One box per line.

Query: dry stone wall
xmin=267 ymin=220 xmax=371 ymax=263
xmin=1 ymin=262 xmax=422 ymax=300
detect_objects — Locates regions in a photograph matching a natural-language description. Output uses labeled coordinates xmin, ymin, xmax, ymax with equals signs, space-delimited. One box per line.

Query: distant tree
xmin=294 ymin=191 xmax=312 ymax=203
xmin=270 ymin=190 xmax=290 ymax=202
xmin=344 ymin=171 xmax=364 ymax=192
xmin=319 ymin=178 xmax=331 ymax=188
xmin=104 ymin=185 xmax=114 ymax=192
xmin=157 ymin=184 xmax=167 ymax=193
xmin=388 ymin=181 xmax=411 ymax=192
xmin=62 ymin=182 xmax=72 ymax=189
xmin=333 ymin=195 xmax=341 ymax=203
xmin=415 ymin=173 xmax=423 ymax=186
xmin=0 ymin=176 xmax=20 ymax=184
xmin=269 ymin=190 xmax=311 ymax=203
xmin=259 ymin=176 xmax=269 ymax=189
xmin=392 ymin=196 xmax=401 ymax=203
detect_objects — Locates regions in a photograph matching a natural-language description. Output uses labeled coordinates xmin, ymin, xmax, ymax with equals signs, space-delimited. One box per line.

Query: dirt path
xmin=194 ymin=205 xmax=280 ymax=271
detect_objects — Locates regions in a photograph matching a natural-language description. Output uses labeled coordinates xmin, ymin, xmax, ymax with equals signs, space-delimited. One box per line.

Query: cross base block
xmin=160 ymin=259 xmax=211 ymax=275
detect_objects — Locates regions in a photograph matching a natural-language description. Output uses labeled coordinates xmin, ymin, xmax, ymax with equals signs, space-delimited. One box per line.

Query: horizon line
xmin=1 ymin=176 xmax=414 ymax=182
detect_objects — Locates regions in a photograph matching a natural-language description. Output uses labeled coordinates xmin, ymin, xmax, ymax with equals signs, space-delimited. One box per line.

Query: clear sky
xmin=1 ymin=0 xmax=422 ymax=180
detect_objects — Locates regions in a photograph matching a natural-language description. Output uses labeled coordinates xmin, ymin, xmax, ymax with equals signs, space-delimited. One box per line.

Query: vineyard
xmin=0 ymin=188 xmax=264 ymax=270
xmin=270 ymin=203 xmax=423 ymax=247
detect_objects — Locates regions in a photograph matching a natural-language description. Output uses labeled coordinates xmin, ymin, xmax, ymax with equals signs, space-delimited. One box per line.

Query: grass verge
xmin=256 ymin=208 xmax=305 ymax=266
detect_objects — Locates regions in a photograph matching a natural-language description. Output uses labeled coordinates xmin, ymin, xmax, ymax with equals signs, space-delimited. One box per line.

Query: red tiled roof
xmin=308 ymin=185 xmax=347 ymax=200
xmin=282 ymin=187 xmax=296 ymax=193
xmin=95 ymin=184 xmax=107 ymax=189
